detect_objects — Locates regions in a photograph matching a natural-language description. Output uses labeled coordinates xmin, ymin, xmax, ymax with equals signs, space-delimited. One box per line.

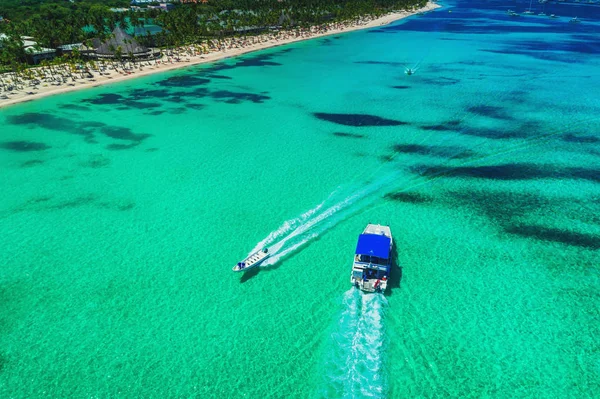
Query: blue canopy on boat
xmin=355 ymin=234 xmax=391 ymax=259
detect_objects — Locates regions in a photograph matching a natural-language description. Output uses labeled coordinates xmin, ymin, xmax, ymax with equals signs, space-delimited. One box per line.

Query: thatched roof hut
xmin=95 ymin=27 xmax=151 ymax=58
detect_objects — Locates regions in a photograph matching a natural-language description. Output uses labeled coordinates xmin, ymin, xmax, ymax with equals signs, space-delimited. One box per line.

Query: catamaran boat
xmin=232 ymin=248 xmax=270 ymax=272
xmin=350 ymin=224 xmax=393 ymax=293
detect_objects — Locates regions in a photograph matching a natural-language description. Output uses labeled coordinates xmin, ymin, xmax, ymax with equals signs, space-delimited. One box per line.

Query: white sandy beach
xmin=0 ymin=2 xmax=439 ymax=109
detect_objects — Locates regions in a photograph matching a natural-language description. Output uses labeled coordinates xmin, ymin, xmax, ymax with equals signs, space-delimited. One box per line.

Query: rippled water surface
xmin=1 ymin=0 xmax=599 ymax=397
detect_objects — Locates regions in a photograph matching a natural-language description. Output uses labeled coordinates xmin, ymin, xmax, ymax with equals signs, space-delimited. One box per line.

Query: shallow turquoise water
xmin=1 ymin=1 xmax=599 ymax=397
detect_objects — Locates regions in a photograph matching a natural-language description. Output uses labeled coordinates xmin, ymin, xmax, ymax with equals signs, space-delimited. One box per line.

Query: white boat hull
xmin=232 ymin=249 xmax=270 ymax=272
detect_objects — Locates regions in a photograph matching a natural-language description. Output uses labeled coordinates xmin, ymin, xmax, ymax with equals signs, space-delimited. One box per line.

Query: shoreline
xmin=0 ymin=2 xmax=439 ymax=110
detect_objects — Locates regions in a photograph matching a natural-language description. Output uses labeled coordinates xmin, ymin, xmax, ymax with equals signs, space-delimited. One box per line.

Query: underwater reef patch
xmin=563 ymin=133 xmax=599 ymax=144
xmin=20 ymin=159 xmax=45 ymax=167
xmin=384 ymin=192 xmax=432 ymax=204
xmin=420 ymin=120 xmax=462 ymax=131
xmin=505 ymin=224 xmax=600 ymax=250
xmin=392 ymin=143 xmax=475 ymax=159
xmin=332 ymin=132 xmax=366 ymax=139
xmin=1 ymin=141 xmax=50 ymax=152
xmin=467 ymin=105 xmax=514 ymax=120
xmin=412 ymin=163 xmax=600 ymax=183
xmin=314 ymin=113 xmax=406 ymax=127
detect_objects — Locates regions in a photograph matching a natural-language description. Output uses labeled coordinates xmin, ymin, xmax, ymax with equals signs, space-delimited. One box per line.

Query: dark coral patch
xmin=421 ymin=120 xmax=462 ymax=131
xmin=80 ymin=155 xmax=110 ymax=168
xmin=121 ymin=100 xmax=162 ymax=109
xmin=458 ymin=121 xmax=540 ymax=139
xmin=392 ymin=144 xmax=474 ymax=159
xmin=83 ymin=93 xmax=124 ymax=105
xmin=236 ymin=54 xmax=282 ymax=68
xmin=206 ymin=74 xmax=232 ymax=80
xmin=204 ymin=53 xmax=282 ymax=74
xmin=49 ymin=194 xmax=97 ymax=210
xmin=6 ymin=113 xmax=96 ymax=140
xmin=106 ymin=143 xmax=140 ymax=150
xmin=29 ymin=196 xmax=53 ymax=204
xmin=420 ymin=77 xmax=461 ymax=86
xmin=563 ymin=133 xmax=599 ymax=144
xmin=1 ymin=141 xmax=50 ymax=152
xmin=21 ymin=159 xmax=45 ymax=167
xmin=385 ymin=192 xmax=431 ymax=204
xmin=100 ymin=126 xmax=150 ymax=142
xmin=191 ymin=88 xmax=210 ymax=97
xmin=504 ymin=224 xmax=600 ymax=250
xmin=156 ymin=75 xmax=211 ymax=88
xmin=332 ymin=132 xmax=366 ymax=139
xmin=412 ymin=163 xmax=600 ymax=183
xmin=450 ymin=190 xmax=549 ymax=226
xmin=412 ymin=163 xmax=550 ymax=180
xmin=169 ymin=107 xmax=188 ymax=114
xmin=58 ymin=104 xmax=89 ymax=111
xmin=467 ymin=105 xmax=513 ymax=120
xmin=129 ymin=89 xmax=169 ymax=99
xmin=391 ymin=85 xmax=411 ymax=89
xmin=210 ymin=90 xmax=270 ymax=104
xmin=314 ymin=113 xmax=406 ymax=127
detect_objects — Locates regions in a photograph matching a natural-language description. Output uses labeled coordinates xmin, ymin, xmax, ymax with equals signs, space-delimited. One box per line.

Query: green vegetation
xmin=1 ymin=0 xmax=426 ymax=71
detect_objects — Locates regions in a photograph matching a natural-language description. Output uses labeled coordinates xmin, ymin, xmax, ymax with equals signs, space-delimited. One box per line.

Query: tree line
xmin=1 ymin=0 xmax=427 ymax=70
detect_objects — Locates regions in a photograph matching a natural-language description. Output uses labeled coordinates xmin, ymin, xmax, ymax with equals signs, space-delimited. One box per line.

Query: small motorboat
xmin=569 ymin=17 xmax=581 ymax=23
xmin=232 ymin=248 xmax=270 ymax=272
xmin=405 ymin=68 xmax=415 ymax=76
xmin=549 ymin=14 xmax=559 ymax=18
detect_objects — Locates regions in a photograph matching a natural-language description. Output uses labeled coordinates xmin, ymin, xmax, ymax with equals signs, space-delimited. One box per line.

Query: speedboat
xmin=405 ymin=68 xmax=415 ymax=75
xmin=569 ymin=17 xmax=581 ymax=23
xmin=350 ymin=224 xmax=393 ymax=293
xmin=549 ymin=14 xmax=559 ymax=18
xmin=232 ymin=248 xmax=270 ymax=272
xmin=507 ymin=10 xmax=520 ymax=17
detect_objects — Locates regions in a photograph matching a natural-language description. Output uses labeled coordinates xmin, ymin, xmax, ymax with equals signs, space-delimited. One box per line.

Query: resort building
xmin=0 ymin=33 xmax=56 ymax=64
xmin=86 ymin=27 xmax=157 ymax=60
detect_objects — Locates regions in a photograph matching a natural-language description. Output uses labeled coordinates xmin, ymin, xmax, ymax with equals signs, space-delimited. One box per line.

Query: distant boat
xmin=538 ymin=12 xmax=546 ymax=16
xmin=507 ymin=10 xmax=520 ymax=17
xmin=350 ymin=224 xmax=393 ymax=293
xmin=524 ymin=0 xmax=535 ymax=14
xmin=569 ymin=16 xmax=581 ymax=23
xmin=232 ymin=248 xmax=270 ymax=272
xmin=549 ymin=14 xmax=559 ymax=18
xmin=405 ymin=68 xmax=415 ymax=75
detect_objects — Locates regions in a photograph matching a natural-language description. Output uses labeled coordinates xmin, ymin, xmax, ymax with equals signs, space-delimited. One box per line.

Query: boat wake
xmin=253 ymin=172 xmax=399 ymax=268
xmin=248 ymin=196 xmax=329 ymax=256
xmin=318 ymin=289 xmax=388 ymax=398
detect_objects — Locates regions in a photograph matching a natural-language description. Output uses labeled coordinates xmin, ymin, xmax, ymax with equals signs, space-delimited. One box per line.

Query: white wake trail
xmin=262 ymin=233 xmax=318 ymax=266
xmin=319 ymin=291 xmax=388 ymax=398
xmin=344 ymin=293 xmax=388 ymax=399
xmin=248 ymin=198 xmax=328 ymax=255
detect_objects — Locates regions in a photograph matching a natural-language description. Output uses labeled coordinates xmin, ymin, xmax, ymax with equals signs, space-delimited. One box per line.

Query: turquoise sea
xmin=1 ymin=1 xmax=599 ymax=397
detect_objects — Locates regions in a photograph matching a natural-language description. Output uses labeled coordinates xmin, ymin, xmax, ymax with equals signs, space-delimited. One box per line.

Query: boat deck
xmin=232 ymin=249 xmax=269 ymax=272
